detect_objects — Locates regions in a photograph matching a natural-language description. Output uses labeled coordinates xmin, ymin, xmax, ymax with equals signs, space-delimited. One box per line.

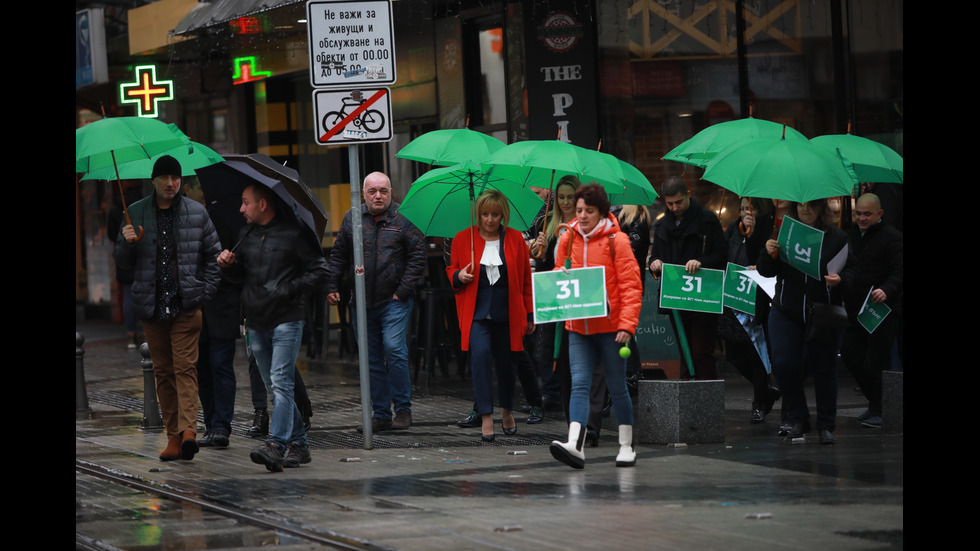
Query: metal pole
xmin=76 ymin=332 xmax=90 ymax=411
xmin=139 ymin=343 xmax=164 ymax=430
xmin=348 ymin=144 xmax=373 ymax=449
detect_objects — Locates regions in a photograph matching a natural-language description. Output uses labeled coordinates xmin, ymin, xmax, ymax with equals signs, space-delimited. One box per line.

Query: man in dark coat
xmin=841 ymin=193 xmax=903 ymax=428
xmin=648 ymin=176 xmax=727 ymax=379
xmin=325 ymin=172 xmax=427 ymax=432
xmin=218 ymin=183 xmax=328 ymax=472
xmin=113 ymin=156 xmax=222 ymax=461
xmin=184 ymin=178 xmax=241 ymax=448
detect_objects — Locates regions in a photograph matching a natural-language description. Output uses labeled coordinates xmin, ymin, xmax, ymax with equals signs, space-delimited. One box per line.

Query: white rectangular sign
xmin=313 ymin=88 xmax=393 ymax=144
xmin=307 ymin=0 xmax=396 ymax=88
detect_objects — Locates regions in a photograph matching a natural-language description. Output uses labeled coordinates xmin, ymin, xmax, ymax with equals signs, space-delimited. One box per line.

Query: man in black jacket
xmin=648 ymin=177 xmax=727 ymax=379
xmin=325 ymin=172 xmax=427 ymax=432
xmin=114 ymin=155 xmax=222 ymax=462
xmin=841 ymin=193 xmax=903 ymax=428
xmin=218 ymin=183 xmax=328 ymax=472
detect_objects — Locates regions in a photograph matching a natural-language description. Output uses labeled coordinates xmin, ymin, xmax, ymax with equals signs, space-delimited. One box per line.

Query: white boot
xmin=615 ymin=425 xmax=636 ymax=467
xmin=550 ymin=421 xmax=586 ymax=469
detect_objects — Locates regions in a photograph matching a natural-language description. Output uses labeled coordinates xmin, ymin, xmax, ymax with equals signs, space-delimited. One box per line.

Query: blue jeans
xmin=197 ymin=336 xmax=237 ymax=435
xmin=568 ymin=331 xmax=633 ymax=427
xmin=248 ymin=321 xmax=307 ymax=447
xmin=353 ymin=298 xmax=414 ymax=420
xmin=768 ymin=308 xmax=841 ymax=431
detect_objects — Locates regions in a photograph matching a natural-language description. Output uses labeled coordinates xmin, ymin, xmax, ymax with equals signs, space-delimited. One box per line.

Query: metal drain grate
xmin=837 ymin=530 xmax=903 ymax=547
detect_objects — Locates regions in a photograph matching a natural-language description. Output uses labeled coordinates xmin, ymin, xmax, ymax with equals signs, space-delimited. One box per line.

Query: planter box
xmin=636 ymin=379 xmax=725 ymax=444
xmin=881 ymin=371 xmax=903 ymax=433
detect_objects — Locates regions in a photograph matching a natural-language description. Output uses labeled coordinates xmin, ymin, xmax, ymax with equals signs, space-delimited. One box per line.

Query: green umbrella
xmin=76 ymin=116 xmax=193 ymax=241
xmin=701 ymin=136 xmax=855 ymax=203
xmin=80 ymin=141 xmax=224 ymax=181
xmin=486 ymin=140 xmax=655 ymax=204
xmin=400 ymin=160 xmax=544 ymax=239
xmin=76 ymin=117 xmax=192 ymax=175
xmin=663 ymin=116 xmax=809 ymax=168
xmin=810 ymin=134 xmax=903 ymax=184
xmin=396 ymin=128 xmax=506 ymax=166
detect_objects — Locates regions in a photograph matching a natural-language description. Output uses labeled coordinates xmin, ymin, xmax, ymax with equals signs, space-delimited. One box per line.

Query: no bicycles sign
xmin=313 ymin=88 xmax=393 ymax=145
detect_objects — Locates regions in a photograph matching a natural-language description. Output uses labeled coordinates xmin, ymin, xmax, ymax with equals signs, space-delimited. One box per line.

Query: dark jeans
xmin=469 ymin=319 xmax=515 ymax=415
xmin=197 ymin=336 xmax=237 ymax=435
xmin=247 ymin=351 xmax=309 ymax=410
xmin=768 ymin=308 xmax=841 ymax=432
xmin=841 ymin=315 xmax=896 ymax=416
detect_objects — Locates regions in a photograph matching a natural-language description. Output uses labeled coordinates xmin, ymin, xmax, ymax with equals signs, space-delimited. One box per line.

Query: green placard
xmin=857 ymin=290 xmax=891 ymax=333
xmin=723 ymin=262 xmax=756 ymax=315
xmin=658 ymin=263 xmax=725 ymax=314
xmin=777 ymin=216 xmax=825 ymax=280
xmin=532 ymin=266 xmax=608 ymax=324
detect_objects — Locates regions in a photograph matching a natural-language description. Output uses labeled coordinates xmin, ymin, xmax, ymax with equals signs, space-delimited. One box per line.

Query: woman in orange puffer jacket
xmin=549 ymin=183 xmax=643 ymax=469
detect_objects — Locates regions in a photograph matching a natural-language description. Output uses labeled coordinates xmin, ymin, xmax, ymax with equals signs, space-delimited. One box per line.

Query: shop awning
xmin=172 ymin=0 xmax=304 ymax=35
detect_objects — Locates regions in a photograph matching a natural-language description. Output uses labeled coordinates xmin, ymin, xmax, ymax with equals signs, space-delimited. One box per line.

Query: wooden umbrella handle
xmin=112 ymin=150 xmax=143 ymax=242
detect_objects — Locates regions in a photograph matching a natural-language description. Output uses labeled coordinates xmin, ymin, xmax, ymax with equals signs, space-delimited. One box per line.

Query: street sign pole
xmin=348 ymin=144 xmax=373 ymax=448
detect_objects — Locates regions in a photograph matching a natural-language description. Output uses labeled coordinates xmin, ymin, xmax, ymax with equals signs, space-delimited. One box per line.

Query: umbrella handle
xmin=558 ymin=223 xmax=575 ymax=260
xmin=124 ymin=209 xmax=145 ymax=242
xmin=112 ymin=150 xmax=143 ymax=242
xmin=530 ymin=170 xmax=558 ymax=260
xmin=770 ymin=217 xmax=782 ymax=258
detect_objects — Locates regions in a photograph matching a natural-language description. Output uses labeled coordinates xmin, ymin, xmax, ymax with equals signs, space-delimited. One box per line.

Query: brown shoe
xmin=159 ymin=435 xmax=182 ymax=461
xmin=180 ymin=431 xmax=199 ymax=460
xmin=391 ymin=411 xmax=412 ymax=430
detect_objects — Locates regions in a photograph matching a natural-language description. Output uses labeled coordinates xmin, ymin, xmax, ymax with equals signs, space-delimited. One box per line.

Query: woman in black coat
xmin=757 ymin=199 xmax=851 ymax=445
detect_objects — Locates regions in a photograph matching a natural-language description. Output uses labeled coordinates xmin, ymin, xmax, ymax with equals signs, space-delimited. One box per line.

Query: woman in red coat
xmin=447 ymin=190 xmax=535 ymax=442
xmin=549 ymin=184 xmax=643 ymax=469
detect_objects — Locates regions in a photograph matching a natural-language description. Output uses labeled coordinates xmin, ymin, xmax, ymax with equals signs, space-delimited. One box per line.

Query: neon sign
xmin=119 ymin=65 xmax=173 ymax=118
xmin=232 ymin=56 xmax=272 ymax=85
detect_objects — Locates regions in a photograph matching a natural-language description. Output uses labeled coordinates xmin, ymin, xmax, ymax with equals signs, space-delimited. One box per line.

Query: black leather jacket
xmin=223 ymin=215 xmax=329 ymax=332
xmin=325 ymin=202 xmax=427 ymax=308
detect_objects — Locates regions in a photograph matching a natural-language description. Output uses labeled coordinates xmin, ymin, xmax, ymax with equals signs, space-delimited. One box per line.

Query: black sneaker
xmin=527 ymin=406 xmax=543 ymax=424
xmin=250 ymin=442 xmax=285 ymax=472
xmin=211 ymin=430 xmax=229 ymax=448
xmin=198 ymin=431 xmax=216 ymax=447
xmin=283 ymin=443 xmax=312 ymax=468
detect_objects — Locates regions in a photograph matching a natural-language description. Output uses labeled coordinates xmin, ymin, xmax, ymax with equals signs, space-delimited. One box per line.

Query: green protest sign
xmin=658 ymin=263 xmax=725 ymax=314
xmin=857 ymin=290 xmax=891 ymax=333
xmin=532 ymin=266 xmax=607 ymax=324
xmin=723 ymin=262 xmax=756 ymax=315
xmin=777 ymin=216 xmax=825 ymax=279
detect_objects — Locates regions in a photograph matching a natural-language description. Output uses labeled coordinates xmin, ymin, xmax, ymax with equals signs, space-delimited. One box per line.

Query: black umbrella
xmin=197 ymin=160 xmax=322 ymax=250
xmin=223 ymin=153 xmax=328 ymax=242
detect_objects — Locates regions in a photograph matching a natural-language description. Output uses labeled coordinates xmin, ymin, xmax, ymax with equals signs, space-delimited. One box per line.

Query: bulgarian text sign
xmin=658 ymin=264 xmax=724 ymax=314
xmin=307 ymin=0 xmax=396 ymax=88
xmin=532 ymin=266 xmax=607 ymax=324
xmin=777 ymin=216 xmax=825 ymax=280
xmin=723 ymin=262 xmax=756 ymax=315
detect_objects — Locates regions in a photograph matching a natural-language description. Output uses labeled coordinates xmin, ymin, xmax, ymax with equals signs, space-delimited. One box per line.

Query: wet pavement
xmin=76 ymin=320 xmax=903 ymax=550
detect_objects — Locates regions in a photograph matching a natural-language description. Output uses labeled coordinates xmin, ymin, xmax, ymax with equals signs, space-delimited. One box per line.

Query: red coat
xmin=554 ymin=215 xmax=643 ymax=336
xmin=447 ymin=226 xmax=533 ymax=351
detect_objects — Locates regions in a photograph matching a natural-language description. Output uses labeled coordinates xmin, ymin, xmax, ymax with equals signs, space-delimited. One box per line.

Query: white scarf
xmin=481 ymin=239 xmax=503 ymax=285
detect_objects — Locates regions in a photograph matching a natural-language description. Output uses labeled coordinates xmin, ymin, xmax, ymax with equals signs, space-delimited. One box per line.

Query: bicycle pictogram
xmin=321 ymin=91 xmax=385 ymax=134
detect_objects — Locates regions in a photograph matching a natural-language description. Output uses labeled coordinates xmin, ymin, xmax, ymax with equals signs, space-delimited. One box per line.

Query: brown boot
xmin=180 ymin=431 xmax=199 ymax=460
xmin=159 ymin=434 xmax=181 ymax=461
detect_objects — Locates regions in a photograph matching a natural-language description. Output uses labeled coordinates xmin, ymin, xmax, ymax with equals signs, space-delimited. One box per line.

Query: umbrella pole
xmin=532 ymin=169 xmax=556 ymax=260
xmin=671 ymin=309 xmax=697 ymax=378
xmin=112 ymin=150 xmax=143 ymax=241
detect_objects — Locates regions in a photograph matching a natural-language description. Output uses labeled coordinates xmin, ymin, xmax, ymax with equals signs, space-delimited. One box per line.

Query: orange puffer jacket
xmin=554 ymin=214 xmax=643 ymax=336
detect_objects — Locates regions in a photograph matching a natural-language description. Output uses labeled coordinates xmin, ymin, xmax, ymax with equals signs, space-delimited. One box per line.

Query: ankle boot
xmin=615 ymin=425 xmax=636 ymax=467
xmin=550 ymin=421 xmax=586 ymax=469
xmin=246 ymin=408 xmax=269 ymax=438
xmin=159 ymin=434 xmax=181 ymax=461
xmin=180 ymin=431 xmax=199 ymax=460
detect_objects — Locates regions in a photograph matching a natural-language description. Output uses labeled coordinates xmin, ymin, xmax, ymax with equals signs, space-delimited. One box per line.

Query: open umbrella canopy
xmin=701 ymin=136 xmax=855 ymax=203
xmin=399 ymin=160 xmax=544 ymax=238
xmin=196 ymin=159 xmax=325 ymax=249
xmin=76 ymin=117 xmax=193 ymax=175
xmin=222 ymin=153 xmax=329 ymax=242
xmin=396 ymin=128 xmax=506 ymax=166
xmin=663 ymin=117 xmax=808 ymax=168
xmin=485 ymin=140 xmax=655 ymax=205
xmin=810 ymin=134 xmax=903 ymax=184
xmin=80 ymin=141 xmax=224 ymax=181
